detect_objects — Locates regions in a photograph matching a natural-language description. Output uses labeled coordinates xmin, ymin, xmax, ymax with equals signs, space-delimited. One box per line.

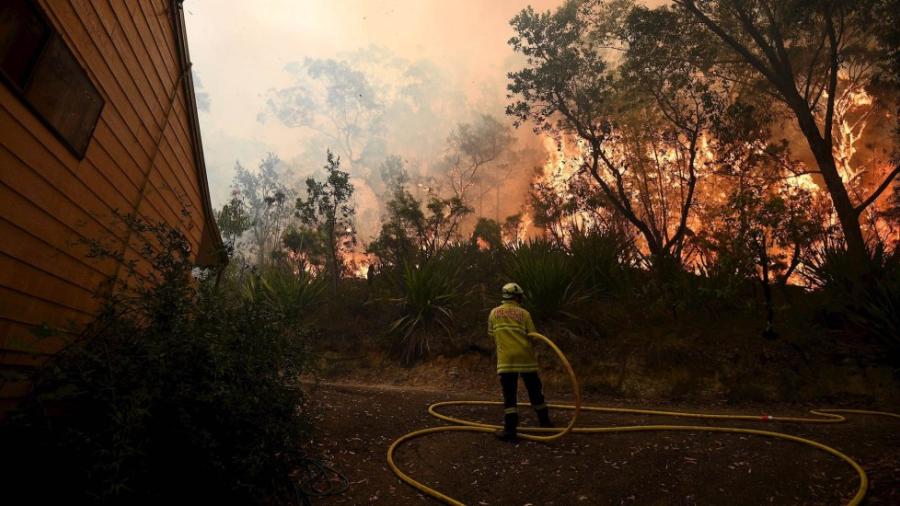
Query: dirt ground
xmin=302 ymin=381 xmax=899 ymax=505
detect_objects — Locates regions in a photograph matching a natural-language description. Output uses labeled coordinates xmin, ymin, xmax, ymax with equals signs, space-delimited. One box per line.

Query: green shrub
xmin=505 ymin=238 xmax=587 ymax=322
xmin=387 ymin=252 xmax=466 ymax=363
xmin=674 ymin=267 xmax=753 ymax=320
xmin=693 ymin=248 xmax=753 ymax=305
xmin=0 ymin=216 xmax=311 ymax=504
xmin=444 ymin=241 xmax=502 ymax=295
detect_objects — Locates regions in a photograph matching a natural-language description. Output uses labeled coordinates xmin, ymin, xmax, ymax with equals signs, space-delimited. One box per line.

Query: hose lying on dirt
xmin=386 ymin=332 xmax=900 ymax=506
xmin=294 ymin=453 xmax=349 ymax=506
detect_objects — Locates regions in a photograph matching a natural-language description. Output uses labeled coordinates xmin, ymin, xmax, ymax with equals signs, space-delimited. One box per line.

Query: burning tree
xmin=672 ymin=0 xmax=900 ymax=269
xmin=507 ymin=1 xmax=725 ymax=274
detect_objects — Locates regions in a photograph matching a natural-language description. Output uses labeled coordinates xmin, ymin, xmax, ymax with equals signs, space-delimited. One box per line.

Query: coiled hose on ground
xmin=387 ymin=333 xmax=899 ymax=506
xmin=294 ymin=452 xmax=349 ymax=505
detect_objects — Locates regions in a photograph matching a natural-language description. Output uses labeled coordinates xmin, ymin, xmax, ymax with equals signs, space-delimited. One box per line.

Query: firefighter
xmin=488 ymin=282 xmax=553 ymax=441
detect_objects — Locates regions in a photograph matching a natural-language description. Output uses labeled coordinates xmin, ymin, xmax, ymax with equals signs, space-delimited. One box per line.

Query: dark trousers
xmin=500 ymin=372 xmax=547 ymax=411
xmin=499 ymin=372 xmax=549 ymax=432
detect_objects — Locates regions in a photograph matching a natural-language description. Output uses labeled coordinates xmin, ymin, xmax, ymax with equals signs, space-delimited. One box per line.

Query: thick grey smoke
xmin=257 ymin=46 xmax=546 ymax=241
xmin=184 ymin=0 xmax=561 ymax=243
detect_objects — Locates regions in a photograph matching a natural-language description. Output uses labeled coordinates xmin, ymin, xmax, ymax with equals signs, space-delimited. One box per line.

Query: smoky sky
xmin=183 ymin=1 xmax=687 ymax=242
xmin=184 ymin=0 xmax=564 ymax=207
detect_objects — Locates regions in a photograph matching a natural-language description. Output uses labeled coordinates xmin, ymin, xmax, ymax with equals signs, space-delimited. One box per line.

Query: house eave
xmin=169 ymin=0 xmax=227 ymax=267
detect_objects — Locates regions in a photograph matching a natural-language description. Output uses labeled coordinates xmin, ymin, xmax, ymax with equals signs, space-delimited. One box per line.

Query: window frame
xmin=0 ymin=0 xmax=104 ymax=160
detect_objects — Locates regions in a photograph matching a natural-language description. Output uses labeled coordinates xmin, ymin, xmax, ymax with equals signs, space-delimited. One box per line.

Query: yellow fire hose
xmin=386 ymin=333 xmax=900 ymax=506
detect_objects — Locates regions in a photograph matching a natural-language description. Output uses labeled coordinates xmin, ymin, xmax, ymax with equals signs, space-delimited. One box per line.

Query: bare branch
xmin=675 ymin=0 xmax=781 ymax=85
xmin=855 ymin=163 xmax=900 ymax=215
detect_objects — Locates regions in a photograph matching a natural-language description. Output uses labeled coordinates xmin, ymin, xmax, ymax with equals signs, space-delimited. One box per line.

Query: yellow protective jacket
xmin=488 ymin=300 xmax=538 ymax=374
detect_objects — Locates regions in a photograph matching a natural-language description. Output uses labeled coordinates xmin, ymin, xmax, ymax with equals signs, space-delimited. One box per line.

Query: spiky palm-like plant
xmin=567 ymin=228 xmax=635 ymax=295
xmin=505 ymin=238 xmax=586 ymax=322
xmin=806 ymin=244 xmax=900 ymax=363
xmin=243 ymin=268 xmax=326 ymax=324
xmin=388 ymin=254 xmax=464 ymax=363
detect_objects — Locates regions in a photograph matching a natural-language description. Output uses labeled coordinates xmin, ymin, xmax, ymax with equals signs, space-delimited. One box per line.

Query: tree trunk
xmin=790 ymin=98 xmax=869 ymax=269
xmin=327 ymin=218 xmax=338 ymax=293
xmin=756 ymin=240 xmax=778 ymax=340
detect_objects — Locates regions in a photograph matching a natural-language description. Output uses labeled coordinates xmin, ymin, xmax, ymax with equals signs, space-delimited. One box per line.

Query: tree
xmin=216 ymin=190 xmax=252 ymax=256
xmin=420 ymin=196 xmax=473 ymax=257
xmin=442 ymin=114 xmax=515 ymax=206
xmin=231 ymin=155 xmax=294 ymax=266
xmin=502 ymin=213 xmax=524 ymax=246
xmin=530 ymin=179 xmax=571 ymax=246
xmin=699 ymin=179 xmax=821 ymax=336
xmin=672 ymin=0 xmax=900 ymax=267
xmin=265 ymin=58 xmax=384 ymax=171
xmin=296 ymin=151 xmax=356 ymax=291
xmin=368 ymin=187 xmax=425 ymax=268
xmin=281 ymin=226 xmax=327 ymax=275
xmin=507 ymin=1 xmax=720 ymax=273
xmin=369 ymin=183 xmax=473 ymax=267
xmin=472 ymin=218 xmax=502 ymax=250
xmin=377 ymin=154 xmax=410 ymax=195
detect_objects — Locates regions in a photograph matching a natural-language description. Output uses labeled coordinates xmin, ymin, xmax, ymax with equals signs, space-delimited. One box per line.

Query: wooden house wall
xmin=0 ymin=0 xmax=219 ymax=410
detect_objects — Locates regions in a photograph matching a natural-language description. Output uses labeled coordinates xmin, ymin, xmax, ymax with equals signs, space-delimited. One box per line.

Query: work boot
xmin=494 ymin=428 xmax=517 ymax=441
xmin=536 ymin=407 xmax=554 ymax=428
xmin=495 ymin=412 xmax=518 ymax=441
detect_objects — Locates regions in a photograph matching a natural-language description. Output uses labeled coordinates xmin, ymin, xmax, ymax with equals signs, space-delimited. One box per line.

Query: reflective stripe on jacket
xmin=488 ymin=300 xmax=538 ymax=373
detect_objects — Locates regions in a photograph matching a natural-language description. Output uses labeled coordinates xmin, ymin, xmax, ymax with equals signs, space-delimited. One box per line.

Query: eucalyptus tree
xmin=671 ymin=0 xmax=899 ymax=267
xmin=216 ymin=191 xmax=252 ymax=256
xmin=507 ymin=1 xmax=725 ymax=273
xmin=442 ymin=114 xmax=515 ymax=208
xmin=369 ymin=188 xmax=473 ymax=267
xmin=231 ymin=155 xmax=294 ymax=267
xmin=264 ymin=58 xmax=385 ymax=172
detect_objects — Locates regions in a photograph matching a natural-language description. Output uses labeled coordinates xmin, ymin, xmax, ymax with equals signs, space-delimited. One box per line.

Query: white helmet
xmin=501 ymin=282 xmax=524 ymax=300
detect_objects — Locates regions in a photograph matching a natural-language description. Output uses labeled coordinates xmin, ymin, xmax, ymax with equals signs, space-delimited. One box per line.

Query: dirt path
xmin=304 ymin=382 xmax=899 ymax=505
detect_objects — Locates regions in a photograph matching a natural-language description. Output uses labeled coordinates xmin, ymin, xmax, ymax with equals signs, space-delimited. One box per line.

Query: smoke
xmin=185 ymin=0 xmax=561 ymax=244
xmin=192 ymin=70 xmax=211 ymax=112
xmin=256 ymin=45 xmax=548 ymax=242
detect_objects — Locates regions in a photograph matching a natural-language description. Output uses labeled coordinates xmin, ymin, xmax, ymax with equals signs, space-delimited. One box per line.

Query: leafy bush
xmin=505 ymin=238 xmax=586 ymax=322
xmin=387 ymin=252 xmax=466 ymax=363
xmin=0 ymin=216 xmax=311 ymax=504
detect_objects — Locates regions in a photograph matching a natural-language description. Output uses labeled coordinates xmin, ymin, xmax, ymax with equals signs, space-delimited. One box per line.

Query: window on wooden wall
xmin=0 ymin=0 xmax=104 ymax=159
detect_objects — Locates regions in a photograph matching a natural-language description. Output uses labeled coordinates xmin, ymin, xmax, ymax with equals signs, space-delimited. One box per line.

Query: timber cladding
xmin=0 ymin=0 xmax=223 ymax=411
